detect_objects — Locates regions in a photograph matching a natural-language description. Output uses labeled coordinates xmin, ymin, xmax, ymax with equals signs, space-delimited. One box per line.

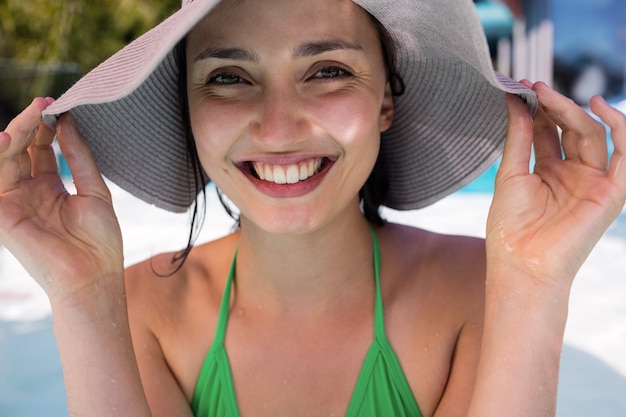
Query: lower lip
xmin=241 ymin=161 xmax=333 ymax=198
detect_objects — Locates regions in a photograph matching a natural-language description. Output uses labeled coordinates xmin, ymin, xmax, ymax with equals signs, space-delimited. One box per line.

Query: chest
xmin=163 ymin=290 xmax=459 ymax=417
xmin=224 ymin=313 xmax=375 ymax=416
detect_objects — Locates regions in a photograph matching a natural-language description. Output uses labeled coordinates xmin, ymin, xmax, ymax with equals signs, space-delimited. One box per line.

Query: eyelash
xmin=206 ymin=72 xmax=247 ymax=86
xmin=205 ymin=65 xmax=353 ymax=86
xmin=311 ymin=66 xmax=353 ymax=80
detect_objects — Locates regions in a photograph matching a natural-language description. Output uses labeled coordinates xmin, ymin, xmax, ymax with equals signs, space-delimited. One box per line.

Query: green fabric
xmin=191 ymin=229 xmax=423 ymax=416
xmin=191 ymin=247 xmax=239 ymax=417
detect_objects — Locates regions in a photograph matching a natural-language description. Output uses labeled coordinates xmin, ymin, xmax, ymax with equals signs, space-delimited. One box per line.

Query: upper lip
xmin=234 ymin=153 xmax=338 ymax=166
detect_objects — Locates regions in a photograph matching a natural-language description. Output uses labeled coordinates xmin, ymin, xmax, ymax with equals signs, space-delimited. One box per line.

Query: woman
xmin=1 ymin=0 xmax=624 ymax=416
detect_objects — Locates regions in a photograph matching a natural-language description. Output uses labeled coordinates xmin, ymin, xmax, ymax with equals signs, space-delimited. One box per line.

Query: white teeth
xmin=255 ymin=162 xmax=265 ymax=180
xmin=273 ymin=167 xmax=287 ymax=184
xmin=264 ymin=164 xmax=274 ymax=182
xmin=299 ymin=163 xmax=308 ymax=180
xmin=251 ymin=158 xmax=324 ymax=185
xmin=286 ymin=165 xmax=300 ymax=184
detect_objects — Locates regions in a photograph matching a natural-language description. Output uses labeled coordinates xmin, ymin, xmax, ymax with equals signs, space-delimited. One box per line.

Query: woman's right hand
xmin=0 ymin=98 xmax=124 ymax=305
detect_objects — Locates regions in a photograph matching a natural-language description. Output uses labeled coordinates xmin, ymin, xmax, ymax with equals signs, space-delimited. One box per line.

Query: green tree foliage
xmin=0 ymin=0 xmax=179 ymax=124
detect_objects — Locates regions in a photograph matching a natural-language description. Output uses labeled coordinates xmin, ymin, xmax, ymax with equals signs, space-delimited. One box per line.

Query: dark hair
xmin=167 ymin=12 xmax=404 ymax=271
xmin=152 ymin=38 xmax=206 ymax=276
xmin=361 ymin=13 xmax=405 ymax=225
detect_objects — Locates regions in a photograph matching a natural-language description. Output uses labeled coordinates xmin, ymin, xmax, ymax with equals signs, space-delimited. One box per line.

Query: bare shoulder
xmin=124 ymin=232 xmax=239 ymax=333
xmin=377 ymin=222 xmax=487 ymax=414
xmin=378 ymin=222 xmax=486 ymax=284
xmin=372 ymin=224 xmax=486 ymax=341
xmin=124 ymin=232 xmax=240 ymax=400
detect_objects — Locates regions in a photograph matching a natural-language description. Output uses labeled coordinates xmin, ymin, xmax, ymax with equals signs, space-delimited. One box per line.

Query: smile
xmin=251 ymin=157 xmax=327 ymax=184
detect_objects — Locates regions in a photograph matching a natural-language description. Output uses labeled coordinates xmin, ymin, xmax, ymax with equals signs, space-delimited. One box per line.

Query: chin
xmin=241 ymin=208 xmax=326 ymax=236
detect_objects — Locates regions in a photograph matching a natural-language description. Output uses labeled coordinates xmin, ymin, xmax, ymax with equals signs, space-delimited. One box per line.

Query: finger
xmin=530 ymin=99 xmax=563 ymax=166
xmin=56 ymin=114 xmax=112 ymax=204
xmin=497 ymin=93 xmax=534 ymax=182
xmin=1 ymin=98 xmax=56 ymax=189
xmin=0 ymin=131 xmax=20 ymax=193
xmin=29 ymin=123 xmax=59 ymax=177
xmin=519 ymin=79 xmax=533 ymax=88
xmin=590 ymin=96 xmax=626 ymax=185
xmin=521 ymin=79 xmax=562 ymax=163
xmin=0 ymin=131 xmax=10 ymax=153
xmin=0 ymin=99 xmax=50 ymax=192
xmin=0 ymin=139 xmax=29 ymax=193
xmin=533 ymin=82 xmax=608 ymax=170
xmin=2 ymin=98 xmax=52 ymax=156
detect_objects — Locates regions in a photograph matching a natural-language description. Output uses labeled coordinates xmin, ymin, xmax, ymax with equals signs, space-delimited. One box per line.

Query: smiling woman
xmin=1 ymin=0 xmax=625 ymax=417
xmin=182 ymin=0 xmax=393 ymax=235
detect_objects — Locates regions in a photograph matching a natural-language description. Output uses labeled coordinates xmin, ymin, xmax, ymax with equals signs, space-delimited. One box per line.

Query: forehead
xmin=187 ymin=0 xmax=378 ymax=52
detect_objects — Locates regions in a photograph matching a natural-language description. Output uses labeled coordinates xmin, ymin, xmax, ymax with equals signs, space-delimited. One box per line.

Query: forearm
xmin=50 ymin=277 xmax=152 ymax=417
xmin=468 ymin=263 xmax=571 ymax=417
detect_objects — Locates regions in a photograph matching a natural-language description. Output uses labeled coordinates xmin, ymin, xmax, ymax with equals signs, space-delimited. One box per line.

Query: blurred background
xmin=0 ymin=0 xmax=180 ymax=127
xmin=476 ymin=0 xmax=626 ymax=105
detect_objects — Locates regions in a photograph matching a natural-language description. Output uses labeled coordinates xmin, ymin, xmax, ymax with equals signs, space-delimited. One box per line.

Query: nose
xmin=251 ymin=84 xmax=311 ymax=149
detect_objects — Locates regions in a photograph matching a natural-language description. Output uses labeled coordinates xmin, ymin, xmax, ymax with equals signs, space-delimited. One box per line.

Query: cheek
xmin=309 ymin=92 xmax=383 ymax=149
xmin=188 ymin=99 xmax=248 ymax=165
xmin=308 ymin=92 xmax=382 ymax=191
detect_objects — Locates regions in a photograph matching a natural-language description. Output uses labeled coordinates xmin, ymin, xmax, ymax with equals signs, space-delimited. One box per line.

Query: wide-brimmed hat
xmin=42 ymin=0 xmax=537 ymax=213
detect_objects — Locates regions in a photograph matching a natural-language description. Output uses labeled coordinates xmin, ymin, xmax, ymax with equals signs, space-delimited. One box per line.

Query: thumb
xmin=56 ymin=114 xmax=112 ymax=204
xmin=496 ymin=94 xmax=534 ymax=185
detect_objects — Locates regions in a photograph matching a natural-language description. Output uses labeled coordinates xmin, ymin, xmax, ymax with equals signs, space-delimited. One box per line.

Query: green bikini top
xmin=191 ymin=228 xmax=423 ymax=417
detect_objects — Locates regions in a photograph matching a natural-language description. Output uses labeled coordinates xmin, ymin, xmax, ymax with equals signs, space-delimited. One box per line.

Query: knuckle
xmin=591 ymin=119 xmax=607 ymax=137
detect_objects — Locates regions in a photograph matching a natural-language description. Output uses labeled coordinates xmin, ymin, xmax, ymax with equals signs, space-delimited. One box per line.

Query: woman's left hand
xmin=487 ymin=81 xmax=626 ymax=286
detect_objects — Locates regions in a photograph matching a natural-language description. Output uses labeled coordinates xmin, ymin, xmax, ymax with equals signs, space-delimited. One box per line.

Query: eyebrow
xmin=293 ymin=39 xmax=364 ymax=58
xmin=193 ymin=39 xmax=363 ymax=63
xmin=194 ymin=47 xmax=259 ymax=63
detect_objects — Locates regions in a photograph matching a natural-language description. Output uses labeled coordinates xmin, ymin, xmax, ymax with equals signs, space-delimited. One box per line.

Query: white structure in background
xmin=500 ymin=0 xmax=554 ymax=86
xmin=484 ymin=0 xmax=552 ymax=85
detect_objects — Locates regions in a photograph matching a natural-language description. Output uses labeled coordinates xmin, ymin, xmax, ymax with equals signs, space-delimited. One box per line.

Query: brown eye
xmin=207 ymin=73 xmax=246 ymax=85
xmin=312 ymin=66 xmax=352 ymax=80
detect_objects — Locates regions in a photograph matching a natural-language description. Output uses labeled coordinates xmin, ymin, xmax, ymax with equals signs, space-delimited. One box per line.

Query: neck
xmin=233 ymin=209 xmax=377 ymax=315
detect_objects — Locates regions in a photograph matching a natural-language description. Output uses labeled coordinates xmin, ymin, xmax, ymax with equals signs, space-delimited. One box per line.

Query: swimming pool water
xmin=459 ymin=162 xmax=499 ymax=194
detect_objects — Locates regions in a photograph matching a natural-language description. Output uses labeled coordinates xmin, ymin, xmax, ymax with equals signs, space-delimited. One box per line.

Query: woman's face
xmin=186 ymin=0 xmax=393 ymax=235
